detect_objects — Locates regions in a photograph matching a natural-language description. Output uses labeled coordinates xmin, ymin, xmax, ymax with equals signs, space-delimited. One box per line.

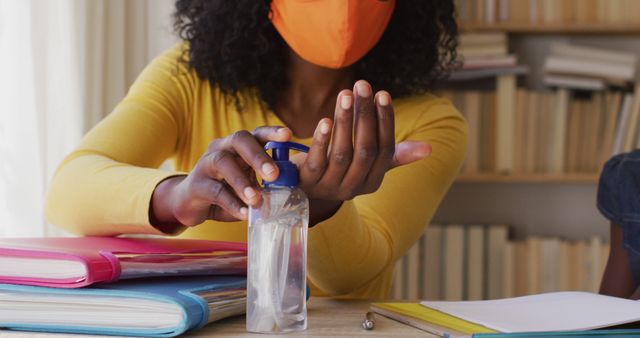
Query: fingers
xmin=208 ymin=205 xmax=242 ymax=222
xmin=300 ymin=118 xmax=332 ymax=185
xmin=202 ymin=150 xmax=260 ymax=206
xmin=319 ymin=90 xmax=354 ymax=185
xmin=364 ymin=91 xmax=395 ymax=189
xmin=252 ymin=126 xmax=292 ymax=144
xmin=341 ymin=80 xmax=378 ymax=190
xmin=192 ymin=126 xmax=291 ymax=220
xmin=220 ymin=130 xmax=282 ymax=182
xmin=175 ymin=178 xmax=247 ymax=225
xmin=199 ymin=179 xmax=247 ymax=220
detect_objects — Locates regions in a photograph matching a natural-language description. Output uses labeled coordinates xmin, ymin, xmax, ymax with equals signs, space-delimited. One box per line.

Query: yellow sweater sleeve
xmin=45 ymin=47 xmax=191 ymax=236
xmin=306 ymin=97 xmax=467 ymax=296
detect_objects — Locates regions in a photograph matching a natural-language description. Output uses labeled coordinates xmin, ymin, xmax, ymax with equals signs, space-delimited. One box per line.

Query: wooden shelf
xmin=460 ymin=22 xmax=640 ymax=34
xmin=455 ymin=173 xmax=599 ymax=183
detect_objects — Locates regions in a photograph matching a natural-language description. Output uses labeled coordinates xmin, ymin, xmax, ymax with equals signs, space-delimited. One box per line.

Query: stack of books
xmin=391 ymin=224 xmax=609 ymax=302
xmin=451 ymin=32 xmax=528 ymax=81
xmin=0 ymin=236 xmax=248 ymax=337
xmin=543 ymin=43 xmax=637 ymax=90
xmin=456 ymin=0 xmax=640 ymax=26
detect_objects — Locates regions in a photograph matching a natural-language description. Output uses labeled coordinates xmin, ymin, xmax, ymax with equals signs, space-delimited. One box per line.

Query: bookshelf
xmin=385 ymin=0 xmax=640 ymax=302
xmin=455 ymin=174 xmax=599 ymax=184
xmin=446 ymin=1 xmax=640 ymax=182
xmin=433 ymin=0 xmax=640 ymax=264
xmin=461 ymin=23 xmax=640 ymax=35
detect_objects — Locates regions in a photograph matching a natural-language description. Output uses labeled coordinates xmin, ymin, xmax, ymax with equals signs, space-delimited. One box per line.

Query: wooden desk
xmin=0 ymin=298 xmax=432 ymax=338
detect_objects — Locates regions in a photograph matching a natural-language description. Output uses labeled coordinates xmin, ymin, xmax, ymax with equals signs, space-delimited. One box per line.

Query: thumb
xmin=391 ymin=141 xmax=431 ymax=168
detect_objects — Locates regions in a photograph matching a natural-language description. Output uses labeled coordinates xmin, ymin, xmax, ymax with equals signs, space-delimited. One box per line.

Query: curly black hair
xmin=174 ymin=0 xmax=458 ymax=111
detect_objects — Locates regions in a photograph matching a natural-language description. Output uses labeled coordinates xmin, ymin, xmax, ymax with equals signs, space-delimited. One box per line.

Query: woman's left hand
xmin=292 ymin=80 xmax=432 ymax=225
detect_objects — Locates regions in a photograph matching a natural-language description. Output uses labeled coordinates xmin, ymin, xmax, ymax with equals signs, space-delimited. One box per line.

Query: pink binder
xmin=0 ymin=237 xmax=246 ymax=288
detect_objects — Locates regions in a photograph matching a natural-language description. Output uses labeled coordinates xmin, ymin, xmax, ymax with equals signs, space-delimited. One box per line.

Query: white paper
xmin=0 ymin=257 xmax=86 ymax=279
xmin=0 ymin=291 xmax=181 ymax=328
xmin=421 ymin=291 xmax=640 ymax=333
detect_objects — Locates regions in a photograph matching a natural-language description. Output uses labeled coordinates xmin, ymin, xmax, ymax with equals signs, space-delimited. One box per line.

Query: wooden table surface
xmin=0 ymin=298 xmax=433 ymax=338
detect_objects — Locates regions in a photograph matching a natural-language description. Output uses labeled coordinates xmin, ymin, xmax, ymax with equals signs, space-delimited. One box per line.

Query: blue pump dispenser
xmin=263 ymin=141 xmax=309 ymax=188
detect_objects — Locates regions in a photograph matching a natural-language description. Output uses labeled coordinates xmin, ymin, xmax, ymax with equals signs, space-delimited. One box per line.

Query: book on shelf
xmin=0 ymin=275 xmax=246 ymax=337
xmin=544 ymin=57 xmax=635 ymax=86
xmin=373 ymin=292 xmax=640 ymax=338
xmin=544 ymin=44 xmax=637 ymax=87
xmin=502 ymin=242 xmax=515 ymax=298
xmin=392 ymin=254 xmax=406 ymax=300
xmin=462 ymin=54 xmax=517 ymax=69
xmin=443 ymin=224 xmax=465 ymax=301
xmin=449 ymin=65 xmax=529 ymax=81
xmin=623 ymin=85 xmax=640 ymax=152
xmin=407 ymin=242 xmax=421 ymax=300
xmin=459 ymin=32 xmax=508 ymax=59
xmin=548 ymin=88 xmax=569 ymax=174
xmin=513 ymin=241 xmax=527 ymax=296
xmin=549 ymin=44 xmax=637 ymax=69
xmin=543 ymin=75 xmax=606 ymax=92
xmin=611 ymin=93 xmax=635 ymax=156
xmin=423 ymin=225 xmax=443 ymax=300
xmin=452 ymin=32 xmax=528 ymax=81
xmin=495 ymin=75 xmax=516 ymax=173
xmin=539 ymin=238 xmax=561 ymax=292
xmin=465 ymin=225 xmax=485 ymax=301
xmin=391 ymin=224 xmax=609 ymax=301
xmin=486 ymin=225 xmax=508 ymax=299
xmin=456 ymin=0 xmax=640 ymax=26
xmin=459 ymin=32 xmax=508 ymax=47
xmin=0 ymin=237 xmax=247 ymax=288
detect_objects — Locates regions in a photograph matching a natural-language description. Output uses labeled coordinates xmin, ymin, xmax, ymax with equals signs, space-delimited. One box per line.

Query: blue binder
xmin=0 ymin=275 xmax=246 ymax=337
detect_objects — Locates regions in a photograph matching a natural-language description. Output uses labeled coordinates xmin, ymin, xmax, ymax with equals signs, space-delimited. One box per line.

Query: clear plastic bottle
xmin=247 ymin=142 xmax=309 ymax=333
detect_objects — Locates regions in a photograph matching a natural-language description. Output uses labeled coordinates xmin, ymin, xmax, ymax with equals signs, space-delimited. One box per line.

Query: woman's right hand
xmin=149 ymin=126 xmax=292 ymax=231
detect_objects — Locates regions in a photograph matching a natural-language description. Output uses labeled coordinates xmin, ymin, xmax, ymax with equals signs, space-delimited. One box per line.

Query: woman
xmin=45 ymin=0 xmax=466 ymax=299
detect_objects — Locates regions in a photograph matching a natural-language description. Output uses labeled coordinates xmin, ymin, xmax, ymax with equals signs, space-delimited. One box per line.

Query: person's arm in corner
xmin=600 ymin=223 xmax=638 ymax=298
xmin=306 ymin=98 xmax=467 ymax=296
xmin=45 ymin=46 xmax=191 ymax=236
xmin=596 ymin=151 xmax=640 ymax=299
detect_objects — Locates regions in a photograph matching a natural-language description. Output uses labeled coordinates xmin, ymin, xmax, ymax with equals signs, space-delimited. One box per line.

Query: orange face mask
xmin=270 ymin=0 xmax=396 ymax=69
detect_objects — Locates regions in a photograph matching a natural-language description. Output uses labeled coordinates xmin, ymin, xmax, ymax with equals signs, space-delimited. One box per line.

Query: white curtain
xmin=0 ymin=0 xmax=177 ymax=237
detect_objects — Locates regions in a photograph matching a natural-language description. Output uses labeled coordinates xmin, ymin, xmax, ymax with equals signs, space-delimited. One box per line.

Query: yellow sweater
xmin=45 ymin=45 xmax=467 ymax=299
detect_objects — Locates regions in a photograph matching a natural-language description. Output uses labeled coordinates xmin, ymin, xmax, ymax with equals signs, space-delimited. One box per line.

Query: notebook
xmin=0 ymin=237 xmax=246 ymax=288
xmin=474 ymin=330 xmax=640 ymax=337
xmin=373 ymin=292 xmax=640 ymax=338
xmin=371 ymin=302 xmax=495 ymax=338
xmin=0 ymin=275 xmax=246 ymax=337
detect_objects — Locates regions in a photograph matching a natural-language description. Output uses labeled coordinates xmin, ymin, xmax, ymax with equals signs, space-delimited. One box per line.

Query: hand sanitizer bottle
xmin=247 ymin=141 xmax=309 ymax=333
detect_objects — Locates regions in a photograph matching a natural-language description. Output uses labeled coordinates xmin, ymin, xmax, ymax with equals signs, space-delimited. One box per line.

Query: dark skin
xmin=600 ymin=223 xmax=640 ymax=299
xmin=150 ymin=49 xmax=432 ymax=232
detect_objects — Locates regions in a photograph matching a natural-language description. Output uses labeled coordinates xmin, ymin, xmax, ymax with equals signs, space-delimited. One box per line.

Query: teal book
xmin=0 ymin=275 xmax=246 ymax=337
